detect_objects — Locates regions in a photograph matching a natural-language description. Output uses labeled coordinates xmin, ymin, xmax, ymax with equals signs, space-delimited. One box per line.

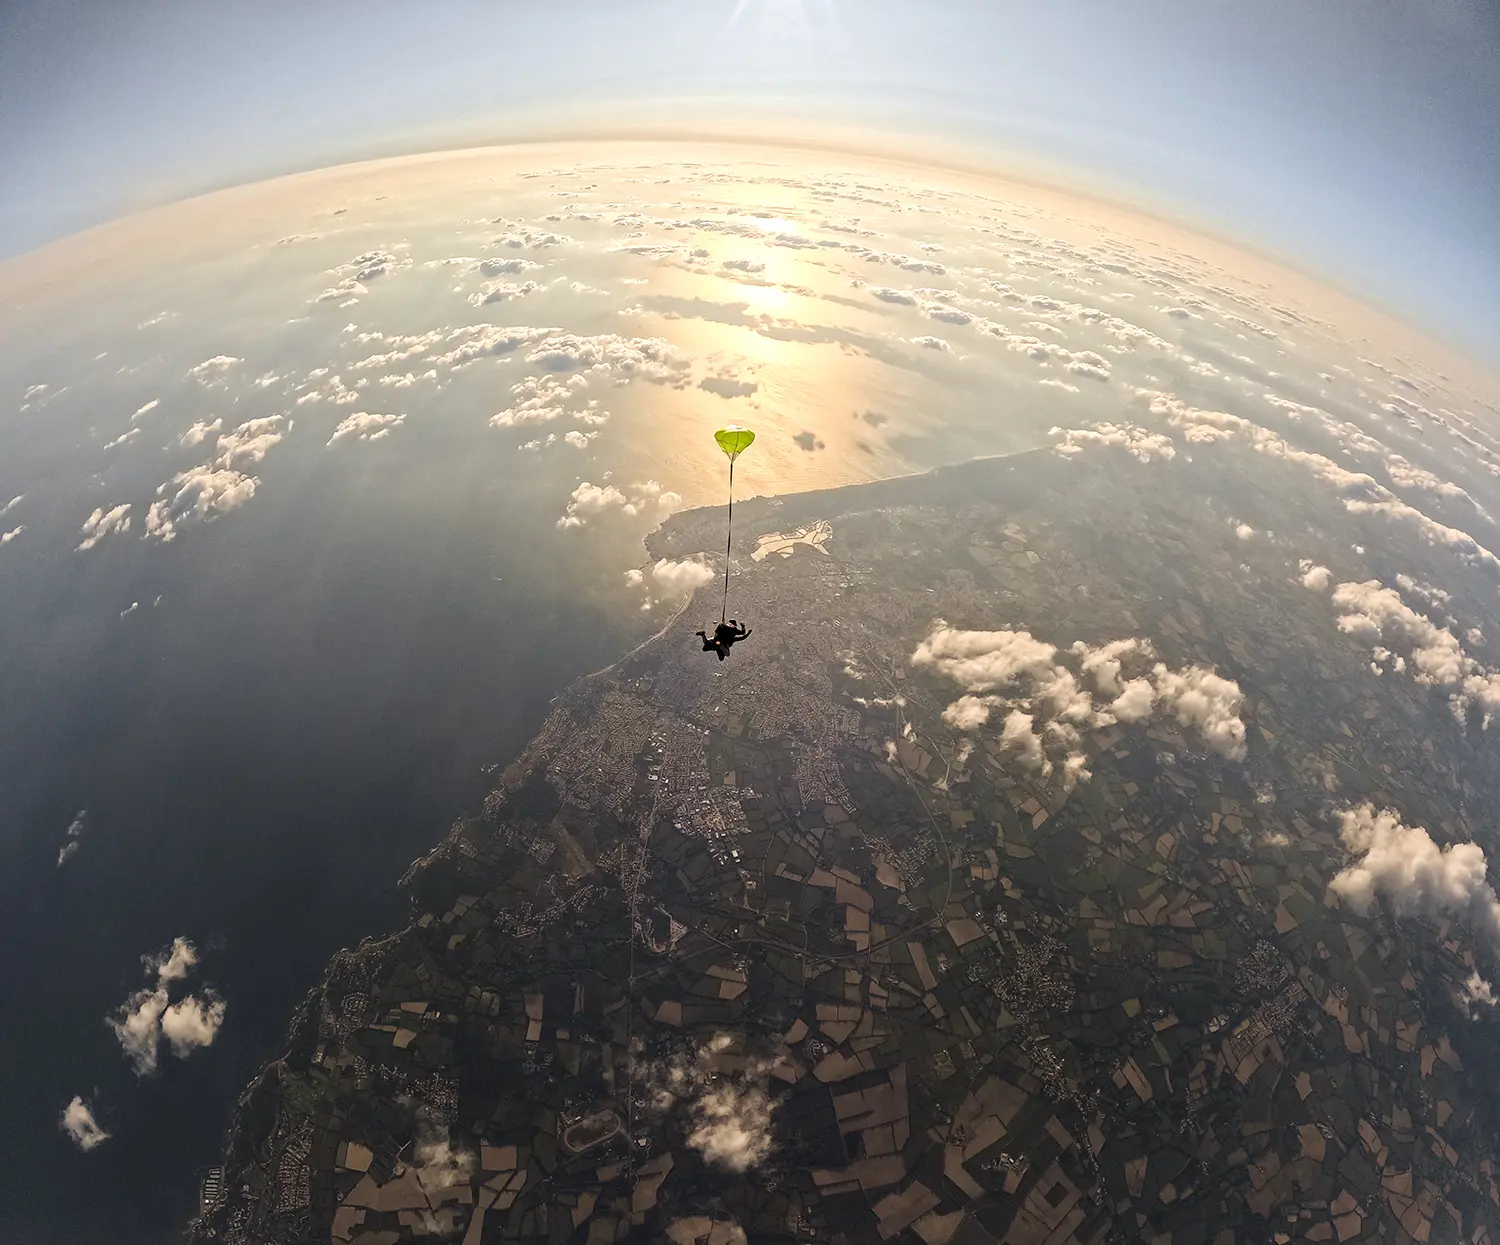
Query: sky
xmin=0 ymin=0 xmax=1497 ymax=363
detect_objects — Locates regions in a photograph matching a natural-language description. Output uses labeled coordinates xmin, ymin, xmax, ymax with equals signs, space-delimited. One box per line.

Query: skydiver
xmin=696 ymin=619 xmax=751 ymax=660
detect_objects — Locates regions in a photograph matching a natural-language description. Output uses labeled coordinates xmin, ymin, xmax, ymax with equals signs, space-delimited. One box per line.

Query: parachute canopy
xmin=714 ymin=425 xmax=756 ymax=460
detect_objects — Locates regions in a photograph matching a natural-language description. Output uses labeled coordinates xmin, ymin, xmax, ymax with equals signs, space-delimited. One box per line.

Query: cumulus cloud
xmin=1298 ymin=560 xmax=1331 ymax=591
xmin=77 ymin=504 xmax=132 ymax=552
xmin=1331 ymin=804 xmax=1500 ymax=946
xmin=215 ymin=415 xmax=289 ymax=468
xmin=651 ymin=1034 xmax=776 ymax=1173
xmin=160 ymin=994 xmax=229 ymax=1056
xmin=428 ymin=323 xmax=556 ymax=370
xmin=131 ymin=399 xmax=160 ymax=423
xmin=314 ymin=250 xmax=410 ymax=303
xmin=144 ymin=466 xmax=257 ymax=542
xmin=524 ymin=332 xmax=690 ymax=387
xmin=186 ymin=356 xmax=242 ymax=385
xmin=107 ymin=938 xmax=224 ymax=1075
xmin=0 ymin=525 xmax=23 ymax=545
xmin=60 ymin=1097 xmax=110 ymax=1152
xmin=473 ymin=256 xmax=542 ymax=275
xmin=721 ymin=258 xmax=765 ymax=274
xmin=410 ymin=1136 xmax=476 ymax=1196
xmin=1052 ymin=422 xmax=1175 ymax=463
xmin=1148 ymin=665 xmax=1248 ymax=761
xmin=57 ymin=809 xmax=86 ymax=868
xmin=912 ymin=624 xmax=1247 ymax=770
xmin=327 ymin=411 xmax=403 ymax=445
xmin=557 ymin=479 xmax=681 ymax=529
xmin=909 ymin=335 xmax=951 ymax=352
xmin=468 ymin=279 xmax=541 ymax=307
xmin=1142 ymin=389 xmax=1500 ymax=575
xmin=489 ymin=373 xmax=590 ymax=428
xmin=1234 ymin=522 xmax=1256 ymax=541
xmin=1463 ymin=972 xmax=1497 ymax=1013
xmin=1322 ymin=577 xmax=1500 ymax=722
xmin=0 ymin=494 xmax=22 ymax=517
xmin=180 ymin=418 xmax=222 ymax=448
xmin=650 ymin=557 xmax=715 ymax=597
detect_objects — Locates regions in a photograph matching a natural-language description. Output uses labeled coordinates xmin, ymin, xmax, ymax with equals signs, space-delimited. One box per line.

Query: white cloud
xmin=489 ymin=373 xmax=589 ymax=428
xmin=77 ymin=504 xmax=132 ymax=552
xmin=623 ymin=569 xmax=645 ymax=587
xmin=1234 ymin=523 xmax=1256 ymax=541
xmin=1298 ymin=560 xmax=1331 ymax=591
xmin=214 ymin=415 xmax=289 ymax=468
xmin=870 ymin=286 xmax=918 ymax=305
xmin=941 ymin=694 xmax=993 ymax=731
xmin=1142 ymin=389 xmax=1500 ymax=574
xmin=1331 ymin=804 xmax=1500 ymax=945
xmin=688 ymin=1080 xmax=775 ymax=1172
xmin=557 ymin=479 xmax=681 ymax=529
xmin=186 ymin=355 xmax=242 ymax=385
xmin=131 ymin=399 xmax=160 ymax=423
xmin=1 ymin=525 xmax=23 ymax=545
xmin=474 ymin=256 xmax=542 ymax=275
xmin=1052 ymin=422 xmax=1175 ymax=464
xmin=1323 ymin=577 xmax=1500 ymax=722
xmin=428 ymin=324 xmax=556 ymax=370
xmin=652 ymin=1034 xmax=776 ymax=1173
xmin=410 ymin=1137 xmax=476 ymax=1196
xmin=107 ymin=938 xmax=223 ymax=1075
xmin=60 ymin=1097 xmax=110 ymax=1152
xmin=109 ymin=987 xmax=170 ymax=1075
xmin=160 ymin=994 xmax=228 ymax=1056
xmin=468 ymin=279 xmax=541 ymax=307
xmin=151 ymin=937 xmax=199 ymax=984
xmin=524 ymin=332 xmax=690 ymax=387
xmin=721 ymin=258 xmax=765 ymax=274
xmin=913 ymin=624 xmax=1247 ymax=764
xmin=998 ymin=709 xmax=1048 ymax=772
xmin=327 ymin=411 xmax=403 ymax=445
xmin=1463 ymin=972 xmax=1497 ymax=1013
xmin=563 ymin=429 xmax=596 ymax=449
xmin=376 ymin=370 xmax=437 ymax=388
xmin=650 ymin=557 xmax=715 ymax=597
xmin=57 ymin=809 xmax=86 ymax=868
xmin=1148 ymin=665 xmax=1248 ymax=761
xmin=0 ymin=494 xmax=22 ymax=517
xmin=180 ymin=418 xmax=222 ymax=448
xmin=1343 ymin=498 xmax=1500 ymax=574
xmin=144 ymin=467 xmax=258 ymax=542
xmin=491 ymin=226 xmax=571 ymax=249
xmin=909 ymin=336 xmax=951 ymax=352
xmin=1330 ymin=580 xmax=1462 ymax=683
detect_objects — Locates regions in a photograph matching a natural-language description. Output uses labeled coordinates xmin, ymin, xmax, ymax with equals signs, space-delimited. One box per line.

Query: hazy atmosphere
xmin=2 ymin=4 xmax=1499 ymax=1245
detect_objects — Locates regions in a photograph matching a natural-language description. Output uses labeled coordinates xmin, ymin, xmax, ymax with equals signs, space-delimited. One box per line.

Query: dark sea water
xmin=0 ymin=355 xmax=653 ymax=1243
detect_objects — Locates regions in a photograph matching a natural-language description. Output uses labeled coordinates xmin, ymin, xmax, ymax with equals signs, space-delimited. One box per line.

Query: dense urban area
xmin=194 ymin=448 xmax=1500 ymax=1245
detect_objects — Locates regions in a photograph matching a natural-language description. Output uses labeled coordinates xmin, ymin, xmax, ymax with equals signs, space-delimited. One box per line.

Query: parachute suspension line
xmin=721 ymin=455 xmax=735 ymax=625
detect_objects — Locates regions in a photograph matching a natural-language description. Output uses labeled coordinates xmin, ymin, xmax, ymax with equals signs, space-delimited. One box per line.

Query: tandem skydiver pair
xmin=697 ymin=425 xmax=754 ymax=662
